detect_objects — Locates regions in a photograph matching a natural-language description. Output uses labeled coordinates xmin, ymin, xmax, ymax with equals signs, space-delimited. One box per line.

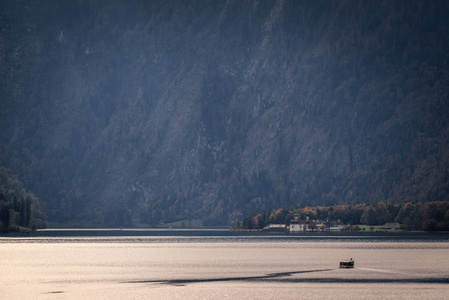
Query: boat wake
xmin=357 ymin=267 xmax=404 ymax=274
xmin=127 ymin=269 xmax=334 ymax=286
xmin=126 ymin=267 xmax=449 ymax=286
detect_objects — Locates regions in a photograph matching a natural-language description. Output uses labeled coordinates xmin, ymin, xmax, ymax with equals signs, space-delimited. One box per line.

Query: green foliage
xmin=0 ymin=165 xmax=46 ymax=232
xmin=396 ymin=201 xmax=449 ymax=231
xmin=234 ymin=201 xmax=449 ymax=232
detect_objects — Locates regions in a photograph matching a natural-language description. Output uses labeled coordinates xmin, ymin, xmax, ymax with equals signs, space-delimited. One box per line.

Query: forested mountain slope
xmin=1 ymin=0 xmax=449 ymax=227
xmin=0 ymin=164 xmax=46 ymax=232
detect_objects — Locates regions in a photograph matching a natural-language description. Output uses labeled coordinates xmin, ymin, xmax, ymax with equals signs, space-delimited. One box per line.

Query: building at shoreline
xmin=289 ymin=213 xmax=315 ymax=232
xmin=262 ymin=224 xmax=287 ymax=232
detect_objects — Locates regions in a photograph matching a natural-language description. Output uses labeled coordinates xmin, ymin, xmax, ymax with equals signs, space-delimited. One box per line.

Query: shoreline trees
xmin=0 ymin=165 xmax=46 ymax=232
xmin=233 ymin=201 xmax=449 ymax=232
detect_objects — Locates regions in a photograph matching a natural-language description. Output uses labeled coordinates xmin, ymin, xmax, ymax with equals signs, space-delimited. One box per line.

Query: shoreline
xmin=1 ymin=228 xmax=449 ymax=239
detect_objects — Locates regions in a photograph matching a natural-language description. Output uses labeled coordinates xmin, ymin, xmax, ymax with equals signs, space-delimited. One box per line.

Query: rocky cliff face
xmin=1 ymin=0 xmax=449 ymax=226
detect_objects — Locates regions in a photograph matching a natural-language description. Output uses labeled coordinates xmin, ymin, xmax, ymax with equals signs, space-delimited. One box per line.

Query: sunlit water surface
xmin=1 ymin=231 xmax=449 ymax=299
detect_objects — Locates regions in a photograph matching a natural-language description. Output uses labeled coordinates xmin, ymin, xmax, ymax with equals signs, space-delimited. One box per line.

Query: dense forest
xmin=1 ymin=1 xmax=449 ymax=227
xmin=233 ymin=201 xmax=449 ymax=231
xmin=0 ymin=165 xmax=46 ymax=232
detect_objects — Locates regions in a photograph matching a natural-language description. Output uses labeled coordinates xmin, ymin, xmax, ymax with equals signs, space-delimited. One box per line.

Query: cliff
xmin=1 ymin=0 xmax=448 ymax=226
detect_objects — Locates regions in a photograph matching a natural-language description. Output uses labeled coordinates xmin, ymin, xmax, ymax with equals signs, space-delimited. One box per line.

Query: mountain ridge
xmin=1 ymin=0 xmax=449 ymax=227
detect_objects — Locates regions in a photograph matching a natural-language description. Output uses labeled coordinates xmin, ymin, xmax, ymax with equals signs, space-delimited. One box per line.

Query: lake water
xmin=1 ymin=230 xmax=449 ymax=299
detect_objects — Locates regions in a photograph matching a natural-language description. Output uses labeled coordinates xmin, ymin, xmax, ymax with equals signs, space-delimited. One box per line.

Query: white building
xmin=263 ymin=224 xmax=287 ymax=232
xmin=289 ymin=214 xmax=314 ymax=232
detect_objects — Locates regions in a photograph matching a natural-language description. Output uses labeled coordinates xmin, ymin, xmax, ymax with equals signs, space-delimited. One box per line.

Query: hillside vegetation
xmin=234 ymin=201 xmax=449 ymax=231
xmin=0 ymin=165 xmax=46 ymax=232
xmin=1 ymin=0 xmax=449 ymax=227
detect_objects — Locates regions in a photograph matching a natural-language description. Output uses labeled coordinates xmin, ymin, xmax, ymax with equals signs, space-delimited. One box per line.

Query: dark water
xmin=1 ymin=230 xmax=448 ymax=299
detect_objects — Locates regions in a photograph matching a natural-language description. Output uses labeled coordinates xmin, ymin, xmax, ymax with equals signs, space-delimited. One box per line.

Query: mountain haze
xmin=1 ymin=0 xmax=449 ymax=227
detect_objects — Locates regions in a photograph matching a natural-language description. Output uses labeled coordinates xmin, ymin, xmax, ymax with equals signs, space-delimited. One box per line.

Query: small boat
xmin=339 ymin=258 xmax=354 ymax=268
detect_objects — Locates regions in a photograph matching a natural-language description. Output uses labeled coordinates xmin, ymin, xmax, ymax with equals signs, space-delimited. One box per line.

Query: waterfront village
xmin=261 ymin=213 xmax=400 ymax=233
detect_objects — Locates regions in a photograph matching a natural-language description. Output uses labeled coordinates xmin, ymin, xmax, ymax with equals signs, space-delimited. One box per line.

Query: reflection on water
xmin=1 ymin=231 xmax=449 ymax=299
